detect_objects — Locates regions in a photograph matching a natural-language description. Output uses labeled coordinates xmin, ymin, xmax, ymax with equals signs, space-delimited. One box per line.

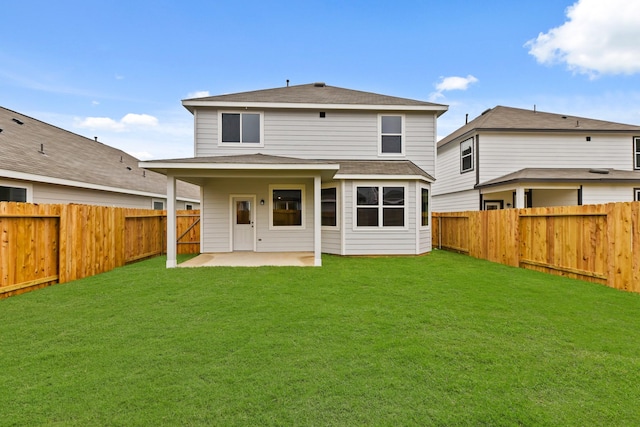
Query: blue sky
xmin=2 ymin=0 xmax=639 ymax=160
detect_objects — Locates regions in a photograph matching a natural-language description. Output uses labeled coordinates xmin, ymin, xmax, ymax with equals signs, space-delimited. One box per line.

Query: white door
xmin=233 ymin=197 xmax=255 ymax=251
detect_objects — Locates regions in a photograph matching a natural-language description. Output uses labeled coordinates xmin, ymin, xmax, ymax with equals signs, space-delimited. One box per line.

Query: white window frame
xmin=460 ymin=137 xmax=474 ymax=173
xmin=378 ymin=114 xmax=405 ymax=156
xmin=321 ymin=184 xmax=340 ymax=230
xmin=634 ymin=188 xmax=640 ymax=202
xmin=353 ymin=182 xmax=408 ymax=230
xmin=419 ymin=184 xmax=430 ymax=229
xmin=269 ymin=184 xmax=306 ymax=230
xmin=218 ymin=111 xmax=264 ymax=147
xmin=634 ymin=136 xmax=640 ymax=170
xmin=152 ymin=199 xmax=165 ymax=210
xmin=0 ymin=180 xmax=32 ymax=203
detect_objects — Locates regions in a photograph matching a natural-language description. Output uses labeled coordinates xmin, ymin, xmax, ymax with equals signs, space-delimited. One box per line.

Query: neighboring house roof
xmin=141 ymin=154 xmax=435 ymax=182
xmin=183 ymin=82 xmax=448 ymax=115
xmin=438 ymin=105 xmax=640 ymax=147
xmin=0 ymin=106 xmax=199 ymax=201
xmin=477 ymin=168 xmax=640 ymax=189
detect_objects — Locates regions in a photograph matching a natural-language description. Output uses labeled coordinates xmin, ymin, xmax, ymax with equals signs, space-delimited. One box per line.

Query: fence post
xmin=607 ymin=202 xmax=633 ymax=291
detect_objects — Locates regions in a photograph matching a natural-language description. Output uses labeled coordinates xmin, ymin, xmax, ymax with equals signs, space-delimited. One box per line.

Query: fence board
xmin=1 ymin=203 xmax=200 ymax=298
xmin=434 ymin=202 xmax=640 ymax=293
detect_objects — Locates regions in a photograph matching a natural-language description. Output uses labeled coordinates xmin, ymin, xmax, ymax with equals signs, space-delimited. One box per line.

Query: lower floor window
xmin=272 ymin=188 xmax=303 ymax=227
xmin=421 ymin=187 xmax=429 ymax=226
xmin=153 ymin=200 xmax=165 ymax=210
xmin=321 ymin=187 xmax=337 ymax=227
xmin=0 ymin=185 xmax=27 ymax=202
xmin=635 ymin=188 xmax=640 ymax=202
xmin=356 ymin=185 xmax=405 ymax=227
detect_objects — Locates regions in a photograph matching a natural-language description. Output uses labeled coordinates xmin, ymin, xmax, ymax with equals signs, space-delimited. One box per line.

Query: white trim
xmin=634 ymin=188 xmax=640 ymax=202
xmin=314 ymin=176 xmax=322 ymax=266
xmin=0 ymin=169 xmax=199 ymax=203
xmin=152 ymin=199 xmax=165 ymax=210
xmin=352 ymin=182 xmax=409 ymax=231
xmin=183 ymin=100 xmax=449 ymax=113
xmin=334 ymin=173 xmax=433 ymax=182
xmin=0 ymin=179 xmax=33 ymax=203
xmin=217 ymin=111 xmax=265 ymax=147
xmin=634 ymin=136 xmax=640 ymax=170
xmin=166 ymin=174 xmax=177 ymax=268
xmin=230 ymin=194 xmax=257 ymax=252
xmin=321 ymin=183 xmax=340 ymax=231
xmin=139 ymin=162 xmax=340 ymax=172
xmin=268 ymin=184 xmax=306 ymax=230
xmin=378 ymin=114 xmax=405 ymax=156
xmin=340 ymin=180 xmax=346 ymax=255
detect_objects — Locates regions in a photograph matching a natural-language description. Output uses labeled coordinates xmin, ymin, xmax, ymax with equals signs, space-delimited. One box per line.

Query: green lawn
xmin=2 ymin=251 xmax=640 ymax=426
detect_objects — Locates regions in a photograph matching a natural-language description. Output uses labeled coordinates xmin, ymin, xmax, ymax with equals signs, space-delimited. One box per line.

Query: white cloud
xmin=429 ymin=75 xmax=478 ymax=101
xmin=187 ymin=90 xmax=210 ymax=98
xmin=526 ymin=0 xmax=640 ymax=77
xmin=75 ymin=113 xmax=159 ymax=132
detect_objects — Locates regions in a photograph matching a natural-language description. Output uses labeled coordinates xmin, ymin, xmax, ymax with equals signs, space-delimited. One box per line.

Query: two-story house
xmin=432 ymin=106 xmax=640 ymax=212
xmin=140 ymin=83 xmax=448 ymax=267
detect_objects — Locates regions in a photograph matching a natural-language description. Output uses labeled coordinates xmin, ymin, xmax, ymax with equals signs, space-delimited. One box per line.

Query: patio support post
xmin=515 ymin=186 xmax=525 ymax=209
xmin=166 ymin=173 xmax=177 ymax=268
xmin=314 ymin=175 xmax=322 ymax=266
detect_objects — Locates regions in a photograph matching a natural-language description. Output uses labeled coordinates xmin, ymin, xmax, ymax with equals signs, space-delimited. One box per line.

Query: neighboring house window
xmin=220 ymin=112 xmax=263 ymax=145
xmin=321 ymin=187 xmax=338 ymax=227
xmin=421 ymin=187 xmax=429 ymax=227
xmin=635 ymin=188 xmax=640 ymax=202
xmin=460 ymin=137 xmax=474 ymax=173
xmin=153 ymin=200 xmax=165 ymax=210
xmin=356 ymin=185 xmax=405 ymax=228
xmin=270 ymin=185 xmax=305 ymax=228
xmin=634 ymin=137 xmax=640 ymax=169
xmin=379 ymin=115 xmax=404 ymax=155
xmin=0 ymin=185 xmax=27 ymax=202
xmin=185 ymin=204 xmax=193 ymax=210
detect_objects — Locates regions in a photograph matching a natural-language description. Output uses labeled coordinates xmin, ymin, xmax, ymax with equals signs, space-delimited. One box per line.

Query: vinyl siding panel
xmin=194 ymin=109 xmax=437 ymax=171
xmin=342 ymin=180 xmax=420 ymax=255
xmin=582 ymin=184 xmax=636 ymax=205
xmin=432 ymin=189 xmax=479 ymax=212
xmin=433 ymin=137 xmax=476 ymax=196
xmin=26 ymin=181 xmax=197 ymax=209
xmin=201 ymin=177 xmax=316 ymax=253
xmin=479 ymin=132 xmax=634 ymax=183
xmin=321 ymin=230 xmax=341 ymax=254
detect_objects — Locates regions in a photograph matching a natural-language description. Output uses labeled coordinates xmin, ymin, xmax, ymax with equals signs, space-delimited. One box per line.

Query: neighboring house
xmin=0 ymin=106 xmax=199 ymax=209
xmin=432 ymin=106 xmax=640 ymax=212
xmin=140 ymin=82 xmax=448 ymax=266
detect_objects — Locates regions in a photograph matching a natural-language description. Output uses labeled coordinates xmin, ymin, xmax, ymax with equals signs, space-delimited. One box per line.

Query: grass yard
xmin=2 ymin=250 xmax=640 ymax=426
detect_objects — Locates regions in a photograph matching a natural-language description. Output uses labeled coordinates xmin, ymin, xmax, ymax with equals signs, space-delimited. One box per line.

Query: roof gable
xmin=438 ymin=105 xmax=640 ymax=147
xmin=183 ymin=83 xmax=448 ymax=114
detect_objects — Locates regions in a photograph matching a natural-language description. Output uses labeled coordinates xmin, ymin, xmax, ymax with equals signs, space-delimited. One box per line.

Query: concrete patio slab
xmin=179 ymin=252 xmax=316 ymax=267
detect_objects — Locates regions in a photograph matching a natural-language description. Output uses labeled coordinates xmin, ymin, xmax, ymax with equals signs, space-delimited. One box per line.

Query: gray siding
xmin=342 ymin=180 xmax=420 ymax=255
xmin=201 ymin=177 xmax=316 ymax=253
xmin=432 ymin=189 xmax=479 ymax=212
xmin=433 ymin=137 xmax=476 ymax=196
xmin=479 ymin=132 xmax=634 ymax=183
xmin=582 ymin=184 xmax=636 ymax=205
xmin=194 ymin=109 xmax=436 ymax=173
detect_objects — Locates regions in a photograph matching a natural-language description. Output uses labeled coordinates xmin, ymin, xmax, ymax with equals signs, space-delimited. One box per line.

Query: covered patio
xmin=178 ymin=251 xmax=315 ymax=267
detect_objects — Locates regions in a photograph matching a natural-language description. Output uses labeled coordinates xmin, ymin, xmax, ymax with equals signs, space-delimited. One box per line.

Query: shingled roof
xmin=438 ymin=106 xmax=640 ymax=147
xmin=183 ymin=82 xmax=448 ymax=114
xmin=477 ymin=168 xmax=640 ymax=188
xmin=0 ymin=106 xmax=199 ymax=200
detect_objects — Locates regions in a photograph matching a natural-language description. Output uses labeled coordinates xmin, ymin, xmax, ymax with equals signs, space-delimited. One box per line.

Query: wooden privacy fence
xmin=432 ymin=202 xmax=640 ymax=293
xmin=0 ymin=202 xmax=200 ymax=298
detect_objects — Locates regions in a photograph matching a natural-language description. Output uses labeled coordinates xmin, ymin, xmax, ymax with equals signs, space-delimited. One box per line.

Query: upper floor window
xmin=380 ymin=115 xmax=404 ymax=155
xmin=634 ymin=137 xmax=640 ymax=170
xmin=0 ymin=185 xmax=27 ymax=202
xmin=460 ymin=137 xmax=474 ymax=173
xmin=220 ymin=112 xmax=263 ymax=146
xmin=356 ymin=185 xmax=406 ymax=228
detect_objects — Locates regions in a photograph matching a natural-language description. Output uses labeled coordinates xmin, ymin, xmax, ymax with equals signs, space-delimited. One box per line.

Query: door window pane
xmin=236 ymin=201 xmax=251 ymax=224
